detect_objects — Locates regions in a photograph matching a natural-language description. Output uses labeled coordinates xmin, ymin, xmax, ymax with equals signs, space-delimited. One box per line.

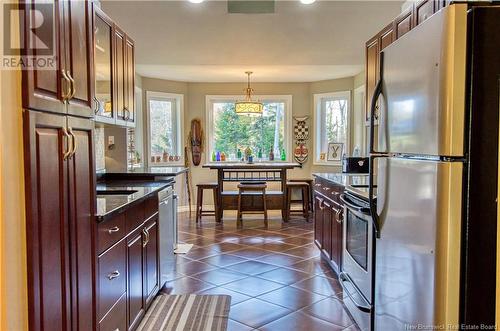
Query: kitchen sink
xmin=96 ymin=189 xmax=138 ymax=196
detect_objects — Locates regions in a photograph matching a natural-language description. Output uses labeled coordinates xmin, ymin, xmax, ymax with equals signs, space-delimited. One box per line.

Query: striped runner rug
xmin=136 ymin=294 xmax=231 ymax=331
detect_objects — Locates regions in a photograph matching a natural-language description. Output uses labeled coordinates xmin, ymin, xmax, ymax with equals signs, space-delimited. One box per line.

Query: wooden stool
xmin=196 ymin=183 xmax=219 ymax=223
xmin=285 ymin=181 xmax=310 ymax=222
xmin=237 ymin=182 xmax=268 ymax=226
xmin=289 ymin=178 xmax=314 ymax=212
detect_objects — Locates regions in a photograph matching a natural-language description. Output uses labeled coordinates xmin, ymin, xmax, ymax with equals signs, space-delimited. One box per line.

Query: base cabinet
xmin=98 ymin=196 xmax=160 ymax=331
xmin=313 ymin=178 xmax=344 ymax=275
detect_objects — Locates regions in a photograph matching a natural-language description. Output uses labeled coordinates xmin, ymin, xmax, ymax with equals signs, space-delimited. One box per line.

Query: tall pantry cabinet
xmin=21 ymin=0 xmax=96 ymax=330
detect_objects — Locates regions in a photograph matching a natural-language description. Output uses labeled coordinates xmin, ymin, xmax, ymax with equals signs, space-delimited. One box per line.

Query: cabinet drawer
xmin=314 ymin=178 xmax=343 ymax=203
xmin=97 ymin=213 xmax=126 ymax=254
xmin=98 ymin=239 xmax=126 ymax=320
xmin=144 ymin=194 xmax=158 ymax=220
xmin=99 ymin=292 xmax=126 ymax=331
xmin=126 ymin=201 xmax=145 ymax=232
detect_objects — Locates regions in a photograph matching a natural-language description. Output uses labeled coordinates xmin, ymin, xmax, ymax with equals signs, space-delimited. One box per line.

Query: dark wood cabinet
xmin=21 ymin=0 xmax=93 ymax=117
xmin=314 ymin=196 xmax=324 ymax=249
xmin=97 ymin=196 xmax=160 ymax=331
xmin=23 ymin=110 xmax=96 ymax=331
xmin=144 ymin=219 xmax=159 ymax=308
xmin=127 ymin=227 xmax=145 ymax=330
xmin=313 ymin=178 xmax=344 ymax=275
xmin=92 ymin=4 xmax=135 ymax=127
xmin=414 ymin=0 xmax=436 ymax=26
xmin=394 ymin=9 xmax=413 ymax=39
xmin=63 ymin=0 xmax=94 ymax=117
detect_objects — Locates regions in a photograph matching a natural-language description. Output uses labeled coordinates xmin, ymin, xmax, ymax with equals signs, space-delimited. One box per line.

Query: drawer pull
xmin=315 ymin=183 xmax=321 ymax=187
xmin=323 ymin=187 xmax=331 ymax=191
xmin=107 ymin=270 xmax=120 ymax=280
xmin=108 ymin=226 xmax=120 ymax=234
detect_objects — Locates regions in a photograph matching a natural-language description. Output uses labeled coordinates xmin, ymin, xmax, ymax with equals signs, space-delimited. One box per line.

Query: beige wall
xmin=0 ymin=73 xmax=27 ymax=331
xmin=136 ymin=76 xmax=364 ymax=206
xmin=0 ymin=9 xmax=28 ymax=330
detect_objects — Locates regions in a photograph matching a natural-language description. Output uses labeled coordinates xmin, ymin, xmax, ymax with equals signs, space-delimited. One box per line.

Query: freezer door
xmin=375 ymin=157 xmax=462 ymax=330
xmin=379 ymin=4 xmax=467 ymax=157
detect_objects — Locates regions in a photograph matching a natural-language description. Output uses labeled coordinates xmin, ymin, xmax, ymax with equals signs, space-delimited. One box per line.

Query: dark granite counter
xmin=96 ymin=180 xmax=173 ymax=222
xmin=313 ymin=173 xmax=375 ymax=201
xmin=97 ymin=167 xmax=188 ymax=181
xmin=312 ymin=173 xmax=369 ymax=186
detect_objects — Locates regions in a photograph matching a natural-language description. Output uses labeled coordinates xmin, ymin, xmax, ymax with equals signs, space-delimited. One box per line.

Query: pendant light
xmin=235 ymin=71 xmax=263 ymax=116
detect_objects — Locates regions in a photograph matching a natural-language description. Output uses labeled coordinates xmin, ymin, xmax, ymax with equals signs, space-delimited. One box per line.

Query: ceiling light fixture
xmin=235 ymin=72 xmax=263 ymax=116
xmin=188 ymin=0 xmax=204 ymax=3
xmin=300 ymin=0 xmax=316 ymax=4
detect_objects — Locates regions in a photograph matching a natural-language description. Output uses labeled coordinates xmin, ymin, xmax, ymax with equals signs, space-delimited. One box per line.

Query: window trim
xmin=146 ymin=91 xmax=185 ymax=166
xmin=313 ymin=91 xmax=351 ymax=166
xmin=205 ymin=95 xmax=293 ymax=162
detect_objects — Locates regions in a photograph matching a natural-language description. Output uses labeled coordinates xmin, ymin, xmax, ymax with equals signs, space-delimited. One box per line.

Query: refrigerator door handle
xmin=369 ymin=155 xmax=381 ymax=238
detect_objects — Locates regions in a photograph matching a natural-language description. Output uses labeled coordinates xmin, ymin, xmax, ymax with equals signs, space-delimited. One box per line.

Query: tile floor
xmin=162 ymin=212 xmax=359 ymax=331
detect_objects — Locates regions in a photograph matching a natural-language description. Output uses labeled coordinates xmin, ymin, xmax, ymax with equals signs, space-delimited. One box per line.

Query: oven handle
xmin=339 ymin=272 xmax=371 ymax=313
xmin=339 ymin=194 xmax=371 ymax=215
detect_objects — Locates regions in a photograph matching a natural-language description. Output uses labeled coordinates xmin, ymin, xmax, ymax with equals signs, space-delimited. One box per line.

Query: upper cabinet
xmin=22 ymin=0 xmax=93 ymax=117
xmin=93 ymin=4 xmax=135 ymax=127
xmin=364 ymin=0 xmax=442 ymax=125
xmin=93 ymin=6 xmax=115 ymax=123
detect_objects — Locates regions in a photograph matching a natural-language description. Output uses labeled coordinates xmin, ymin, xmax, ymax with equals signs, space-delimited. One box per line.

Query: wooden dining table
xmin=203 ymin=162 xmax=301 ymax=222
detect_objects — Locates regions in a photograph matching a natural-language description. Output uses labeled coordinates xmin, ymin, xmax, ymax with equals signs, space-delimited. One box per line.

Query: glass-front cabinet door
xmin=93 ymin=7 xmax=114 ymax=122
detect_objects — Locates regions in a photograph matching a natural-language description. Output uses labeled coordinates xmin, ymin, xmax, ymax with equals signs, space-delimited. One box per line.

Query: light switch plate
xmin=108 ymin=136 xmax=114 ymax=145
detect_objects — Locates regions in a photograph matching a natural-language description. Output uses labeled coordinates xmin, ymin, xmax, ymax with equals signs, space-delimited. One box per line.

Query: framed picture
xmin=327 ymin=143 xmax=343 ymax=161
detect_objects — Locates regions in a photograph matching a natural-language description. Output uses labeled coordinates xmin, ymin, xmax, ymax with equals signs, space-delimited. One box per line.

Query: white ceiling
xmin=101 ymin=0 xmax=403 ymax=83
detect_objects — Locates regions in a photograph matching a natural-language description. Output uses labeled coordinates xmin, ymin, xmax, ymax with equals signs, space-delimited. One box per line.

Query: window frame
xmin=146 ymin=91 xmax=185 ymax=166
xmin=205 ymin=95 xmax=293 ymax=162
xmin=313 ymin=91 xmax=351 ymax=166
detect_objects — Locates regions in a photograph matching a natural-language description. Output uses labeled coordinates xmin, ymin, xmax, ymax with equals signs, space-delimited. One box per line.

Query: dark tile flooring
xmin=162 ymin=212 xmax=359 ymax=331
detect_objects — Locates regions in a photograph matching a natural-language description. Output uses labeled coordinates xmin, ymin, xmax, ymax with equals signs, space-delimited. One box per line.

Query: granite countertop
xmin=313 ymin=172 xmax=370 ymax=186
xmin=96 ymin=180 xmax=173 ymax=221
xmin=98 ymin=166 xmax=188 ymax=177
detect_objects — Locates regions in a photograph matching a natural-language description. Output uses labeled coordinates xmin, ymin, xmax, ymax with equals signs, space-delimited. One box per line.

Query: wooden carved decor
xmin=189 ymin=118 xmax=203 ymax=166
xmin=293 ymin=116 xmax=309 ymax=164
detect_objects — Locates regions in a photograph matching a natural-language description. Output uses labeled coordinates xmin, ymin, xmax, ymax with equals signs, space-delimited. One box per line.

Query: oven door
xmin=340 ymin=193 xmax=373 ymax=303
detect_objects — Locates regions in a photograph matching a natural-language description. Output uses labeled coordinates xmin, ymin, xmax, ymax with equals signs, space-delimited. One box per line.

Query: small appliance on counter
xmin=342 ymin=156 xmax=369 ymax=174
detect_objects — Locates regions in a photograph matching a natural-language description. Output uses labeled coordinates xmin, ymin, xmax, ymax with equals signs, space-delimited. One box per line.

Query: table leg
xmin=217 ymin=169 xmax=223 ymax=222
xmin=281 ymin=169 xmax=287 ymax=222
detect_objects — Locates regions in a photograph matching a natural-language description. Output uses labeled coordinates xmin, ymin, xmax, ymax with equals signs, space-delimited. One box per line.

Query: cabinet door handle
xmin=93 ymin=97 xmax=100 ymax=114
xmin=323 ymin=187 xmax=330 ymax=191
xmin=315 ymin=183 xmax=321 ymax=187
xmin=66 ymin=70 xmax=76 ymax=99
xmin=62 ymin=127 xmax=71 ymax=160
xmin=108 ymin=226 xmax=120 ymax=234
xmin=142 ymin=228 xmax=149 ymax=247
xmin=318 ymin=198 xmax=325 ymax=210
xmin=107 ymin=270 xmax=120 ymax=280
xmin=61 ymin=70 xmax=71 ymax=103
xmin=336 ymin=209 xmax=343 ymax=223
xmin=68 ymin=127 xmax=77 ymax=158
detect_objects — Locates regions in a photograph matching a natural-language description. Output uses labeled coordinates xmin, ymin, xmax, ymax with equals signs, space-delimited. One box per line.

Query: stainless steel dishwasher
xmin=157 ymin=185 xmax=177 ymax=287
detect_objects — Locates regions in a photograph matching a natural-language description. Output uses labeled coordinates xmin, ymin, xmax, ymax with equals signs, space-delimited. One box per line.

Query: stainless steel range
xmin=339 ymin=188 xmax=375 ymax=331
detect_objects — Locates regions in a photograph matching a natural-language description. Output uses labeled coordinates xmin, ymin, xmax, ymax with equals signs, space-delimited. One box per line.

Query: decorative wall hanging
xmin=293 ymin=116 xmax=309 ymax=140
xmin=188 ymin=118 xmax=203 ymax=166
xmin=294 ymin=141 xmax=309 ymax=164
xmin=327 ymin=142 xmax=343 ymax=161
xmin=293 ymin=116 xmax=309 ymax=164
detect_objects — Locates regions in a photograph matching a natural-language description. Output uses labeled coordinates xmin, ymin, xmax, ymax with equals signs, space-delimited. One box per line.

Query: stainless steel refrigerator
xmin=369 ymin=4 xmax=500 ymax=330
